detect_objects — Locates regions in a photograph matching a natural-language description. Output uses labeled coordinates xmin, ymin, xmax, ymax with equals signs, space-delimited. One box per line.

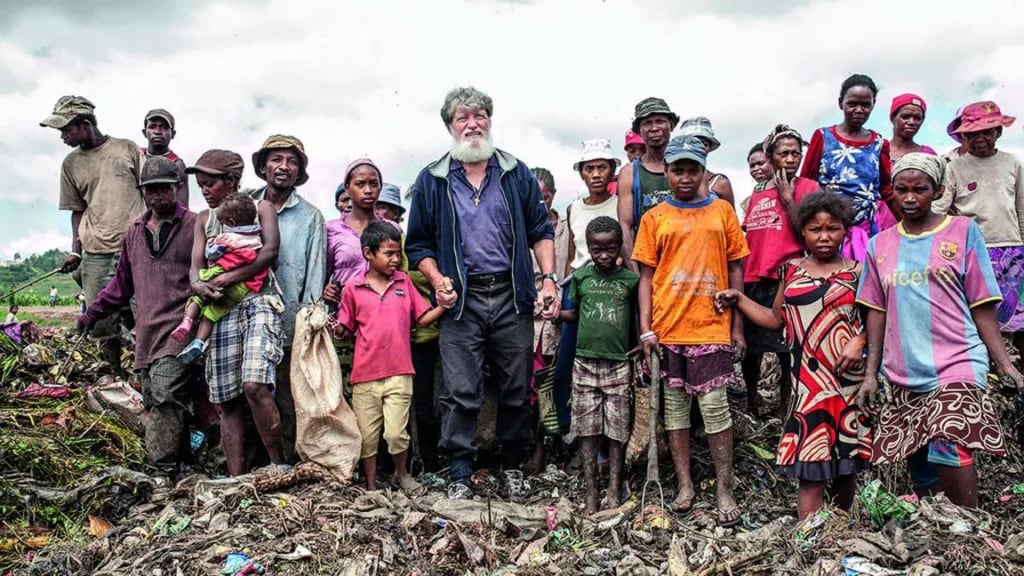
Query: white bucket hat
xmin=572 ymin=139 xmax=621 ymax=172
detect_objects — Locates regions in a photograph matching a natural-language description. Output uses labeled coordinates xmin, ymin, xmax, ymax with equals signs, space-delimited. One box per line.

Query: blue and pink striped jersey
xmin=856 ymin=216 xmax=1001 ymax=392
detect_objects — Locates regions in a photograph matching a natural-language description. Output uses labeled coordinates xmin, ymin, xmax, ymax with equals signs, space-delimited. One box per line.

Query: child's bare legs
xmin=580 ymin=436 xmax=599 ymax=514
xmin=667 ymin=430 xmax=695 ymax=512
xmin=829 ymin=474 xmax=856 ymax=511
xmin=362 ymin=456 xmax=378 ymax=491
xmin=393 ymin=450 xmax=411 ymax=484
xmin=797 ymin=480 xmax=825 ymax=520
xmin=937 ymin=464 xmax=979 ymax=508
xmin=195 ymin=317 xmax=215 ymax=343
xmin=707 ymin=428 xmax=740 ymax=525
xmin=171 ymin=301 xmax=201 ymax=342
xmin=607 ymin=440 xmax=624 ymax=509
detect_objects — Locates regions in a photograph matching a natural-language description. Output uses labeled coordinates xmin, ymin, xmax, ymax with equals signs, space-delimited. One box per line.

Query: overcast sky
xmin=1 ymin=0 xmax=1022 ymax=259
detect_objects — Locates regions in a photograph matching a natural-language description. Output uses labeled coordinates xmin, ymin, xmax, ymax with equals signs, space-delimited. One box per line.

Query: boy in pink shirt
xmin=336 ymin=221 xmax=450 ymax=495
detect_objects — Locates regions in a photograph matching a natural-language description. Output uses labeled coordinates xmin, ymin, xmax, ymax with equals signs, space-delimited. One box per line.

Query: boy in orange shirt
xmin=633 ymin=135 xmax=748 ymax=527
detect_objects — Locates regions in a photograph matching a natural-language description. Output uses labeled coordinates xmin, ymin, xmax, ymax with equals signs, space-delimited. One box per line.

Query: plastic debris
xmin=15 ymin=382 xmax=71 ymax=399
xmin=842 ymin=555 xmax=908 ymax=575
xmin=861 ymin=480 xmax=917 ymax=527
xmin=795 ymin=510 xmax=831 ymax=546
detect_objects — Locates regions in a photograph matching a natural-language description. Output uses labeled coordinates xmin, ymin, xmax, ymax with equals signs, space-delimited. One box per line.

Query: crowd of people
xmin=42 ymin=74 xmax=1024 ymax=526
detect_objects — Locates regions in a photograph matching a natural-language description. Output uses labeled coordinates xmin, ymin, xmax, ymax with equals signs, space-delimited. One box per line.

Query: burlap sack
xmin=291 ymin=304 xmax=361 ymax=483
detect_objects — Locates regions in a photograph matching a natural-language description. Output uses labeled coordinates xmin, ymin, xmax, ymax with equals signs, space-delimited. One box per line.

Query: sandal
xmin=718 ymin=506 xmax=742 ymax=528
xmin=395 ymin=474 xmax=427 ymax=498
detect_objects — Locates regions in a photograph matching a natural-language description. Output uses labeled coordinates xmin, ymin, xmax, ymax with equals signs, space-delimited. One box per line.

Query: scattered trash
xmin=861 ymin=480 xmax=917 ymax=526
xmin=221 ymin=552 xmax=265 ymax=575
xmin=795 ymin=510 xmax=831 ymax=546
xmin=5 ymin=335 xmax=1024 ymax=575
xmin=83 ymin=376 xmax=148 ymax=433
xmin=842 ymin=555 xmax=908 ymax=575
xmin=276 ymin=543 xmax=313 ymax=561
xmin=15 ymin=382 xmax=70 ymax=399
xmin=86 ymin=515 xmax=113 ymax=538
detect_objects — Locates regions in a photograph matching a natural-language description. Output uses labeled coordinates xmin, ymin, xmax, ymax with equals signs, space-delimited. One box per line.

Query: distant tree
xmin=13 ymin=253 xmax=20 ymax=262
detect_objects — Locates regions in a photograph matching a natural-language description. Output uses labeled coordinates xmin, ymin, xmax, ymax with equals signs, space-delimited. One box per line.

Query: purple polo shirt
xmin=450 ymin=156 xmax=513 ymax=274
xmin=337 ymin=270 xmax=432 ymax=384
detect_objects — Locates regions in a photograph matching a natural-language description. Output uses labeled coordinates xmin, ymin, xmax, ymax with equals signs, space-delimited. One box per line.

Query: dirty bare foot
xmin=605 ymin=484 xmax=621 ymax=510
xmin=672 ymin=484 xmax=695 ymax=513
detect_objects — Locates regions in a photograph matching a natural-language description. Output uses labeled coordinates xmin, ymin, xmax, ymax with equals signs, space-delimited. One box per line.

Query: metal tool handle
xmin=647 ymin=349 xmax=660 ymax=482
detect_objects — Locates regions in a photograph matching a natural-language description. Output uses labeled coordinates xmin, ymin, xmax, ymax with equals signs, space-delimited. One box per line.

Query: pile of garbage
xmin=1 ymin=328 xmax=1024 ymax=575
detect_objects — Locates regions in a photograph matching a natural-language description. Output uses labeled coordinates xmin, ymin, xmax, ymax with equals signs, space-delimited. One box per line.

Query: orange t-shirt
xmin=632 ymin=196 xmax=749 ymax=345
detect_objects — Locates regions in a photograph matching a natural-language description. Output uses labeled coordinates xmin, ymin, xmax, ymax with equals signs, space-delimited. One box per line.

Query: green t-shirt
xmin=569 ymin=266 xmax=639 ymax=361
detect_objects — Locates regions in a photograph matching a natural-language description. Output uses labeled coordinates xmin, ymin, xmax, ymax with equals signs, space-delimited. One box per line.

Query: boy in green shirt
xmin=560 ymin=216 xmax=639 ymax=514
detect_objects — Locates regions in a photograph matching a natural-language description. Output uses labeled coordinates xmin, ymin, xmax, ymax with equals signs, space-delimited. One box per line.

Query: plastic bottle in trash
xmin=190 ymin=430 xmax=206 ymax=453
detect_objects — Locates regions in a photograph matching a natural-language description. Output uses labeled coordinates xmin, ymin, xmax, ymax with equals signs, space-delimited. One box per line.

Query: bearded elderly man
xmin=406 ymin=87 xmax=559 ymax=498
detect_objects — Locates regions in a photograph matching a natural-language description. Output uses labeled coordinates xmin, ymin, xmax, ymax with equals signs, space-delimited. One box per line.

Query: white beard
xmin=450 ymin=133 xmax=496 ymax=163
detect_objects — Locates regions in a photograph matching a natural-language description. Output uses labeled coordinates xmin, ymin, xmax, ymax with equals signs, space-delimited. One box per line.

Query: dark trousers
xmin=275 ymin=349 xmax=298 ymax=464
xmin=439 ymin=276 xmax=533 ymax=475
xmin=138 ymin=356 xmax=195 ymax=473
xmin=412 ymin=339 xmax=443 ymax=472
xmin=551 ymin=284 xmax=576 ymax=430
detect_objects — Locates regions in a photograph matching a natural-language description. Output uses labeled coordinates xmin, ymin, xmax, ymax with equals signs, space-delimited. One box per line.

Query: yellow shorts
xmin=351 ymin=374 xmax=413 ymax=459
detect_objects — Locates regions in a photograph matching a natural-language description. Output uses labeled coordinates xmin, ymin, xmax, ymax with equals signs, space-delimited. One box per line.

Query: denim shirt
xmin=251 ymin=187 xmax=327 ymax=345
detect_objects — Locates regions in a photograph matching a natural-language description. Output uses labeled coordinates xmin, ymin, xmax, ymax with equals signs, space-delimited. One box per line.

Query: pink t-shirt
xmin=741 ymin=177 xmax=816 ymax=283
xmin=856 ymin=216 xmax=1001 ymax=392
xmin=337 ymin=270 xmax=432 ymax=384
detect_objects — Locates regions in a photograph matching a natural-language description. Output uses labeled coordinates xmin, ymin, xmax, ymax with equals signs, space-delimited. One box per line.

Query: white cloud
xmin=1 ymin=0 xmax=1022 ymax=253
xmin=0 ymin=230 xmax=71 ymax=260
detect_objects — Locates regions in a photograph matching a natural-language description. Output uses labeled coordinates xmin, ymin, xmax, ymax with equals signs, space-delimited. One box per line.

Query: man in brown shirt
xmin=42 ymin=95 xmax=144 ymax=368
xmin=78 ymin=157 xmax=197 ymax=477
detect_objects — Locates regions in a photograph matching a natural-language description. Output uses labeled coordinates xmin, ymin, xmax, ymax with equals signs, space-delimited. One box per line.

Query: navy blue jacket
xmin=406 ymin=149 xmax=554 ymax=319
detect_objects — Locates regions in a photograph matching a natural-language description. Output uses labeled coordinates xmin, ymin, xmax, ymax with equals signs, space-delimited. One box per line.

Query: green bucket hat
xmin=631 ymin=97 xmax=679 ymax=134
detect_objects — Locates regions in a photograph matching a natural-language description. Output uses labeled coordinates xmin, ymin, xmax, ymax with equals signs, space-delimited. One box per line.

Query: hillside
xmin=0 ymin=249 xmax=81 ymax=307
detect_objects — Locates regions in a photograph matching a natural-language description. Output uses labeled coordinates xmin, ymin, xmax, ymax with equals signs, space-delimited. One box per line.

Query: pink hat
xmin=624 ymin=130 xmax=644 ymax=150
xmin=889 ymin=93 xmax=926 ymax=120
xmin=947 ymin=105 xmax=965 ymax=144
xmin=954 ymin=101 xmax=1016 ymax=134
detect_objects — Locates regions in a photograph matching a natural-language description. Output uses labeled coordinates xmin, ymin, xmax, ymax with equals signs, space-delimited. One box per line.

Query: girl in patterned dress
xmin=716 ymin=192 xmax=870 ymax=519
xmin=802 ymin=74 xmax=895 ymax=261
xmin=856 ymin=153 xmax=1023 ymax=507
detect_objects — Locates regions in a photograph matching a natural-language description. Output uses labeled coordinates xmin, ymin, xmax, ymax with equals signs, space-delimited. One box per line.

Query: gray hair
xmin=440 ymin=87 xmax=494 ymax=127
xmin=530 ymin=167 xmax=556 ymax=193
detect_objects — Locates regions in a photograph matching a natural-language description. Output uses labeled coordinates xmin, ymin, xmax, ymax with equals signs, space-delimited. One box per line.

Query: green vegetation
xmin=0 ymin=249 xmax=82 ymax=307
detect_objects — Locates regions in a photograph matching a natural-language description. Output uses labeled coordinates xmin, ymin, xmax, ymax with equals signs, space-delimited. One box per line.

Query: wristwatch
xmin=542 ymin=273 xmax=558 ymax=284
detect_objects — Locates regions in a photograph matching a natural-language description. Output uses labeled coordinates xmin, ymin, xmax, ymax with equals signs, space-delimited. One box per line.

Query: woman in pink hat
xmin=888 ymin=93 xmax=936 ymax=163
xmin=932 ymin=101 xmax=1024 ymax=357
